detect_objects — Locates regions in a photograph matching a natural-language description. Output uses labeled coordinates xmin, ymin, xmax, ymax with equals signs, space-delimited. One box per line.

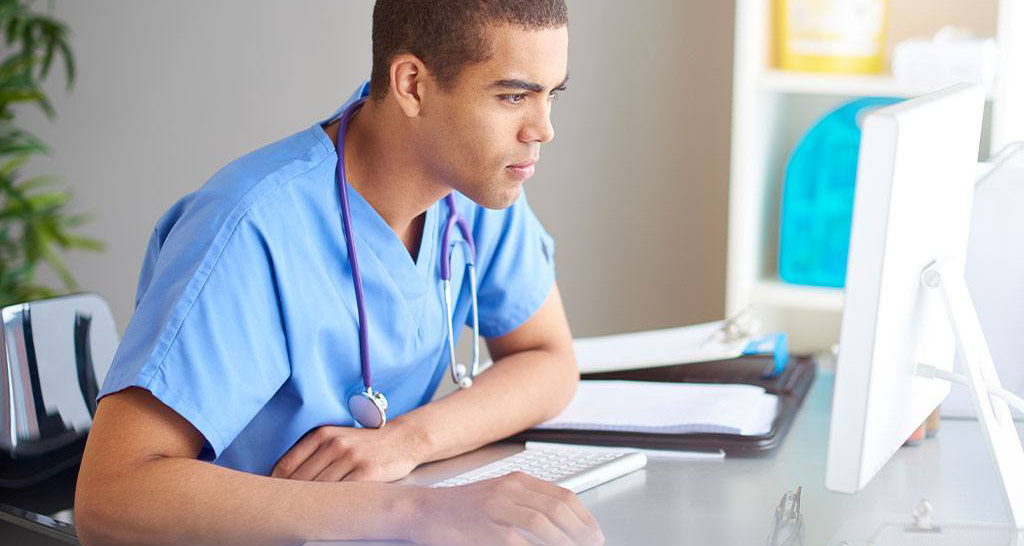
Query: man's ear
xmin=389 ymin=54 xmax=430 ymax=118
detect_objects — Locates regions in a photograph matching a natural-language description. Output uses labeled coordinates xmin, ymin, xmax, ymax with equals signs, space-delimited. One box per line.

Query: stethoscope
xmin=335 ymin=98 xmax=481 ymax=429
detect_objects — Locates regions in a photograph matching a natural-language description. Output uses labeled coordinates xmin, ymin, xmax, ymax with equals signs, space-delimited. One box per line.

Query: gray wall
xmin=21 ymin=1 xmax=734 ymax=339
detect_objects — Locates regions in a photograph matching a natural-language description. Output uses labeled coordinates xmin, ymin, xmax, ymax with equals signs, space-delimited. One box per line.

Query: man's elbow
xmin=74 ymin=483 xmax=119 ymax=546
xmin=75 ymin=465 xmax=141 ymax=546
xmin=545 ymin=345 xmax=579 ymax=421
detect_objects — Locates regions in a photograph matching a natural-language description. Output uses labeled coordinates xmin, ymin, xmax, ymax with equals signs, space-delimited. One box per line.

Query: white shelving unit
xmin=759 ymin=69 xmax=998 ymax=99
xmin=726 ymin=0 xmax=1024 ymax=353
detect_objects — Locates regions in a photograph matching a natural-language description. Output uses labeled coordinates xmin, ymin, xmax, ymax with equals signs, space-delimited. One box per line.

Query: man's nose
xmin=521 ymin=102 xmax=555 ymax=144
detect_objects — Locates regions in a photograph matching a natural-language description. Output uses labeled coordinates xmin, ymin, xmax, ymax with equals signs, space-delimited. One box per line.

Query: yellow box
xmin=776 ymin=0 xmax=888 ymax=74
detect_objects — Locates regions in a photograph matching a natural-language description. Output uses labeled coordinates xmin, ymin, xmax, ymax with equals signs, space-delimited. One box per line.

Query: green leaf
xmin=21 ymin=223 xmax=40 ymax=263
xmin=0 ymin=0 xmax=96 ymax=300
xmin=5 ymin=18 xmax=19 ymax=47
xmin=0 ymin=128 xmax=48 ymax=155
xmin=26 ymin=190 xmax=68 ymax=210
xmin=13 ymin=173 xmax=57 ymax=192
xmin=61 ymin=212 xmax=91 ymax=227
xmin=64 ymin=233 xmax=104 ymax=252
xmin=39 ymin=30 xmax=53 ymax=79
xmin=0 ymin=54 xmax=37 ymax=82
xmin=56 ymin=38 xmax=73 ymax=87
xmin=0 ymin=86 xmax=46 ymax=105
xmin=0 ymin=152 xmax=28 ymax=175
xmin=39 ymin=238 xmax=76 ymax=290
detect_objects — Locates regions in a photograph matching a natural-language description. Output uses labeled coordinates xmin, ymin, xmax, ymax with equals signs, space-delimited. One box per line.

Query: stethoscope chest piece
xmin=348 ymin=387 xmax=389 ymax=429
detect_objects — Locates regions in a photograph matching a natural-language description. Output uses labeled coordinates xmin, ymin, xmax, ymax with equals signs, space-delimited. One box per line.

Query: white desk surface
xmin=309 ymin=371 xmax=1023 ymax=545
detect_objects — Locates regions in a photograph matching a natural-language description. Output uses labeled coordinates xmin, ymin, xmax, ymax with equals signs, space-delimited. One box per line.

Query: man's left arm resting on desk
xmin=271 ymin=284 xmax=578 ymax=482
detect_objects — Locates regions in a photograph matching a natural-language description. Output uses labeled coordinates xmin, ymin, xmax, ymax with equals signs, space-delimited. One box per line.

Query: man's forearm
xmin=392 ymin=346 xmax=578 ymax=464
xmin=75 ymin=455 xmax=418 ymax=545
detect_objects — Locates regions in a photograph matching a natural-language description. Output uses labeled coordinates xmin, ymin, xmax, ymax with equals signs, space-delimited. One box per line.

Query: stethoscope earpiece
xmin=456 ymin=364 xmax=474 ymax=389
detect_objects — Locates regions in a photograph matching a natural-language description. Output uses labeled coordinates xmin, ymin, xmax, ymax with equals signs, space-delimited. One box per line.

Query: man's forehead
xmin=472 ymin=24 xmax=568 ymax=89
xmin=485 ymin=72 xmax=570 ymax=92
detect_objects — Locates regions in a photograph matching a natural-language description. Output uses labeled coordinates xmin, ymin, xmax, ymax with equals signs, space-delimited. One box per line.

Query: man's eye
xmin=500 ymin=93 xmax=528 ymax=105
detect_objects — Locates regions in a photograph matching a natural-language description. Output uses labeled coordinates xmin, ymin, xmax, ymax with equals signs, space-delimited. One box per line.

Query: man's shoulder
xmin=200 ymin=126 xmax=335 ymax=216
xmin=161 ymin=127 xmax=333 ymax=229
xmin=147 ymin=125 xmax=336 ymax=267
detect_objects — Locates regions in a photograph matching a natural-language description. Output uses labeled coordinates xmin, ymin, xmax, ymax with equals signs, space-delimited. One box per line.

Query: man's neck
xmin=326 ymin=99 xmax=449 ymax=255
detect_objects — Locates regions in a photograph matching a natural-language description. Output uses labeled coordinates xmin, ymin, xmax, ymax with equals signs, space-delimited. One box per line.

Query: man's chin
xmin=488 ymin=185 xmax=522 ymax=210
xmin=462 ymin=184 xmax=522 ymax=210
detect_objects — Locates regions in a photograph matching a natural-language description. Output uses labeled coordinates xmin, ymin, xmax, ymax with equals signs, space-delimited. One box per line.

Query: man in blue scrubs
xmin=74 ymin=1 xmax=602 ymax=545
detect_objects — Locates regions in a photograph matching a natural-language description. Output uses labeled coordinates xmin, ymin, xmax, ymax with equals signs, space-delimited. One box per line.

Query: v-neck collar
xmin=310 ymin=113 xmax=440 ymax=302
xmin=342 ymin=183 xmax=439 ymax=301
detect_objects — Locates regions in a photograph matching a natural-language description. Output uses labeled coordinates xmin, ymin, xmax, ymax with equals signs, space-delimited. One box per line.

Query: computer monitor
xmin=825 ymin=83 xmax=1024 ymax=529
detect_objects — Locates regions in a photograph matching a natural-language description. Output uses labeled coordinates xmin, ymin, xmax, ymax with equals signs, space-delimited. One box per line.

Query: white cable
xmin=915 ymin=363 xmax=1024 ymax=417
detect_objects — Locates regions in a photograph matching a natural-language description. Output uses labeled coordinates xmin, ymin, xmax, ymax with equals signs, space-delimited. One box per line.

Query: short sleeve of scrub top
xmin=98 ymin=176 xmax=300 ymax=461
xmin=97 ymin=82 xmax=558 ymax=473
xmin=466 ymin=194 xmax=557 ymax=338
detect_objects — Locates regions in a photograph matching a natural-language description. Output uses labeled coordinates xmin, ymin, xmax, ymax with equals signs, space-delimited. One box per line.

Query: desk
xmin=1 ymin=371 xmax=1019 ymax=545
xmin=310 ymin=371 xmax=1021 ymax=545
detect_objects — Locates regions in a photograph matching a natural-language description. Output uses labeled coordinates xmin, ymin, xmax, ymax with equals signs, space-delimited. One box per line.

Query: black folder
xmin=510 ymin=354 xmax=816 ymax=457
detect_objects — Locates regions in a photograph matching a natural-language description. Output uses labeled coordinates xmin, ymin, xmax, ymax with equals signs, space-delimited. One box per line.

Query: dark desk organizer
xmin=511 ymin=354 xmax=817 ymax=456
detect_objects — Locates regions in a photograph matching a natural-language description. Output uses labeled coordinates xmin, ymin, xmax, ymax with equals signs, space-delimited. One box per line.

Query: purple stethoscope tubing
xmin=335 ymin=98 xmax=481 ymax=427
xmin=335 ymin=100 xmax=372 ymax=390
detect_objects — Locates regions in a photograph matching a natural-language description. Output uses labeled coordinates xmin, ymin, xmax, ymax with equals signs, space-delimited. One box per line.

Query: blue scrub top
xmin=99 ymin=82 xmax=557 ymax=475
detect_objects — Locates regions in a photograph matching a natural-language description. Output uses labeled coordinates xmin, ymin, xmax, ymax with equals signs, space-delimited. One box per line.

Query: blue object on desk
xmin=778 ymin=97 xmax=903 ymax=288
xmin=743 ymin=333 xmax=789 ymax=379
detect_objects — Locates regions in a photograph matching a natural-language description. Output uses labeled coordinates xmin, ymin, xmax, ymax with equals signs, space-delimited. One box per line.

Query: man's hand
xmin=409 ymin=472 xmax=605 ymax=546
xmin=271 ymin=424 xmax=422 ymax=482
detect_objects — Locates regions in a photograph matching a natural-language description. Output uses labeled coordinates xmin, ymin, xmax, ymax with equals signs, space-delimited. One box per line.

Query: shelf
xmin=759 ymin=69 xmax=994 ymax=99
xmin=728 ymin=0 xmax=1021 ymax=351
xmin=749 ymin=279 xmax=845 ymax=312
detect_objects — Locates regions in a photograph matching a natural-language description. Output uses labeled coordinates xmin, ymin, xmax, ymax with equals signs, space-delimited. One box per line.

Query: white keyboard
xmin=432 ymin=448 xmax=647 ymax=493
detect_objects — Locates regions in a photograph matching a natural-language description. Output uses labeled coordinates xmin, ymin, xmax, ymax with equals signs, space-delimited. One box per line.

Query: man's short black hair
xmin=370 ymin=0 xmax=568 ymax=101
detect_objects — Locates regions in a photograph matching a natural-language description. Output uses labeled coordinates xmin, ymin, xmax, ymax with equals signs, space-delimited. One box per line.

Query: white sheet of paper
xmin=573 ymin=321 xmax=750 ymax=374
xmin=535 ymin=380 xmax=778 ymax=437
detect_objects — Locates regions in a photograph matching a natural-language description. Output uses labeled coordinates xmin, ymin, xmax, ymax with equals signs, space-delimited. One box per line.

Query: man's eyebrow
xmin=490 ymin=73 xmax=570 ymax=93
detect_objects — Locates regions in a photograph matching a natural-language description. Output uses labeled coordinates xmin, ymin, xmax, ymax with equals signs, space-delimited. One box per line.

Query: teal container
xmin=778 ymin=97 xmax=902 ymax=288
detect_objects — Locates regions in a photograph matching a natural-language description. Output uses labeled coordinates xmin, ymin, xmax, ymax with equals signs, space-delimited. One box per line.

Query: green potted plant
xmin=0 ymin=0 xmax=102 ymax=308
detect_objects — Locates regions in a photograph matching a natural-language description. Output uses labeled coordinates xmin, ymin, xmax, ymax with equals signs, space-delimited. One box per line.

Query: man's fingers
xmin=313 ymin=458 xmax=358 ymax=482
xmin=271 ymin=434 xmax=322 ymax=479
xmin=286 ymin=442 xmax=341 ymax=481
xmin=494 ymin=504 xmax=574 ymax=546
xmin=339 ymin=464 xmax=373 ymax=482
xmin=518 ymin=491 xmax=600 ymax=545
xmin=512 ymin=474 xmax=603 ymax=541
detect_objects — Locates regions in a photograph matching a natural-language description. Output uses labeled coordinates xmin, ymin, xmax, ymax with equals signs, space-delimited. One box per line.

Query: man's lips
xmin=508 ymin=158 xmax=538 ymax=169
xmin=505 ymin=158 xmax=538 ymax=180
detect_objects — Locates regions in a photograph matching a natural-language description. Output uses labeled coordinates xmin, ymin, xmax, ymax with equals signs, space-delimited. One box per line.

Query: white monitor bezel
xmin=825 ymin=83 xmax=986 ymax=494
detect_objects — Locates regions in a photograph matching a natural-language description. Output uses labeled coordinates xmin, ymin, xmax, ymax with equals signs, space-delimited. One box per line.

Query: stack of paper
xmin=572 ymin=321 xmax=749 ymax=374
xmin=535 ymin=380 xmax=779 ymax=437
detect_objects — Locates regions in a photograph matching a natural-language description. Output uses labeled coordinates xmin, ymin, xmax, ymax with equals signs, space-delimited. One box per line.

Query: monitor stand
xmin=828 ymin=259 xmax=1024 ymax=546
xmin=828 ymin=503 xmax=1023 ymax=546
xmin=922 ymin=259 xmax=1024 ymax=532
